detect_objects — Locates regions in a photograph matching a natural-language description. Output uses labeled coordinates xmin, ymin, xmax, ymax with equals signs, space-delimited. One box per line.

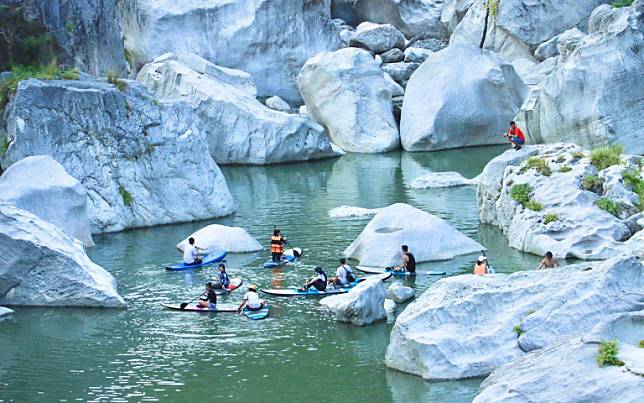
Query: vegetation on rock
xmin=510 ymin=184 xmax=532 ymax=206
xmin=544 ymin=213 xmax=558 ymax=224
xmin=596 ymin=340 xmax=624 ymax=367
xmin=622 ymin=169 xmax=644 ymax=211
xmin=0 ymin=61 xmax=79 ymax=109
xmin=521 ymin=157 xmax=552 ymax=176
xmin=590 ymin=145 xmax=623 ymax=171
xmin=107 ymin=69 xmax=127 ymax=92
xmin=119 ymin=185 xmax=133 ymax=206
xmin=596 ymin=197 xmax=621 ymax=217
xmin=582 ymin=174 xmax=604 ymax=194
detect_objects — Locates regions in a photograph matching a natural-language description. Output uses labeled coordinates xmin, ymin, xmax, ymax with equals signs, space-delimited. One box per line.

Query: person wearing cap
xmin=197 ymin=282 xmax=217 ymax=309
xmin=213 ymin=263 xmax=230 ymax=290
xmin=237 ymin=284 xmax=265 ymax=312
xmin=473 ymin=256 xmax=489 ymax=275
xmin=536 ymin=251 xmax=559 ymax=270
xmin=330 ymin=257 xmax=356 ymax=287
xmin=301 ymin=266 xmax=328 ymax=291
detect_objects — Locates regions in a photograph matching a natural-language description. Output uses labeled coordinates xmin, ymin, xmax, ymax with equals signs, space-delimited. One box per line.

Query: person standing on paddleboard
xmin=183 ymin=237 xmax=205 ymax=265
xmin=270 ymin=228 xmax=287 ymax=262
xmin=238 ymin=284 xmax=265 ymax=312
xmin=300 ymin=266 xmax=328 ymax=291
xmin=197 ymin=282 xmax=217 ymax=309
xmin=213 ymin=264 xmax=230 ymax=289
xmin=392 ymin=245 xmax=416 ymax=274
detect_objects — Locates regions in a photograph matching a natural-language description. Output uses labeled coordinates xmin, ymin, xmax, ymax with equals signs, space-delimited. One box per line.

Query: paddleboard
xmin=262 ymin=248 xmax=301 ymax=268
xmin=260 ymin=273 xmax=390 ymax=296
xmin=356 ymin=266 xmax=446 ymax=276
xmin=214 ymin=277 xmax=243 ymax=295
xmin=243 ymin=305 xmax=269 ymax=320
xmin=160 ymin=302 xmax=238 ymax=312
xmin=165 ymin=251 xmax=227 ymax=271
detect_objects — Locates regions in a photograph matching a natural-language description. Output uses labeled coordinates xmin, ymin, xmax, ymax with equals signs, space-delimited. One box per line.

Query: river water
xmin=0 ymin=146 xmax=542 ymax=402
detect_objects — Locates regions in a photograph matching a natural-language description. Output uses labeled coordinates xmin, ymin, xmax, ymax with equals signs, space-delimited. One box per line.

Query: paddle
xmin=180 ymin=292 xmax=205 ymax=309
xmin=481 ymin=250 xmax=496 ymax=274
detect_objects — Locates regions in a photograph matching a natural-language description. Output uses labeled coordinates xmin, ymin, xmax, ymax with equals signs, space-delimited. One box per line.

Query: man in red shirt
xmin=506 ymin=121 xmax=525 ymax=150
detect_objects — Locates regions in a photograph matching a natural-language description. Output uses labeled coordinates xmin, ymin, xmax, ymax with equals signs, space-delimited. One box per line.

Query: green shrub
xmin=521 ymin=157 xmax=552 ymax=176
xmin=570 ymin=151 xmax=586 ymax=159
xmin=510 ymin=184 xmax=532 ymax=206
xmin=119 ymin=185 xmax=133 ymax=206
xmin=639 ymin=340 xmax=644 ymax=348
xmin=559 ymin=166 xmax=572 ymax=173
xmin=596 ymin=340 xmax=624 ymax=367
xmin=0 ymin=136 xmax=9 ymax=157
xmin=596 ymin=197 xmax=621 ymax=217
xmin=622 ymin=169 xmax=644 ymax=211
xmin=582 ymin=174 xmax=604 ymax=194
xmin=513 ymin=325 xmax=523 ymax=337
xmin=64 ymin=21 xmax=75 ymax=35
xmin=544 ymin=213 xmax=558 ymax=224
xmin=525 ymin=200 xmax=543 ymax=212
xmin=612 ymin=0 xmax=634 ymax=7
xmin=526 ymin=309 xmax=535 ymax=316
xmin=107 ymin=69 xmax=127 ymax=91
xmin=0 ymin=61 xmax=79 ymax=109
xmin=590 ymin=145 xmax=623 ymax=171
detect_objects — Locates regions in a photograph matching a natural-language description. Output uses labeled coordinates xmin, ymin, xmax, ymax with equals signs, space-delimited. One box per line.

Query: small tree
xmin=480 ymin=0 xmax=500 ymax=49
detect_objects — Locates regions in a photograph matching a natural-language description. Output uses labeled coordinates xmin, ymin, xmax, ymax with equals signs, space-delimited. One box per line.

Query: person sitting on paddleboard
xmin=237 ymin=284 xmax=265 ymax=312
xmin=270 ymin=228 xmax=287 ymax=262
xmin=473 ymin=256 xmax=489 ymax=275
xmin=213 ymin=263 xmax=230 ymax=290
xmin=330 ymin=257 xmax=355 ymax=287
xmin=505 ymin=121 xmax=526 ymax=150
xmin=536 ymin=251 xmax=560 ymax=270
xmin=392 ymin=245 xmax=416 ymax=274
xmin=301 ymin=266 xmax=328 ymax=291
xmin=197 ymin=282 xmax=217 ymax=309
xmin=183 ymin=237 xmax=205 ymax=265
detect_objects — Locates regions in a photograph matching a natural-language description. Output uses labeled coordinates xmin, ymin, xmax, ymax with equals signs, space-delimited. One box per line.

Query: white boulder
xmin=320 ymin=275 xmax=388 ymax=326
xmin=385 ymin=255 xmax=644 ymax=380
xmin=137 ymin=54 xmax=339 ymax=165
xmin=401 ymin=45 xmax=527 ymax=151
xmin=534 ymin=28 xmax=586 ymax=61
xmin=410 ymin=171 xmax=479 ymax=189
xmin=386 ymin=282 xmax=415 ymax=303
xmin=404 ymin=47 xmax=432 ymax=63
xmin=626 ymin=231 xmax=644 ymax=258
xmin=381 ymin=62 xmax=419 ymax=86
xmin=380 ymin=48 xmax=405 ymax=63
xmin=383 ymin=72 xmax=405 ymax=97
xmin=474 ymin=311 xmax=644 ymax=402
xmin=384 ymin=298 xmax=396 ymax=312
xmin=0 ymin=203 xmax=126 ymax=308
xmin=298 ymin=48 xmax=400 ymax=153
xmin=118 ymin=0 xmax=341 ymax=102
xmin=0 ymin=156 xmax=94 ymax=246
xmin=328 ymin=205 xmax=381 ymax=219
xmin=348 ymin=22 xmax=406 ymax=54
xmin=177 ymin=224 xmax=262 ymax=254
xmin=0 ymin=306 xmax=14 ymax=318
xmin=2 ymin=79 xmax=235 ymax=234
xmin=265 ymin=96 xmax=291 ymax=112
xmin=344 ymin=203 xmax=483 ymax=266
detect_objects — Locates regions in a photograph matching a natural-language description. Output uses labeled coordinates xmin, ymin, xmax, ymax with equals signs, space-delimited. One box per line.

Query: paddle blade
xmin=180 ymin=302 xmax=188 ymax=309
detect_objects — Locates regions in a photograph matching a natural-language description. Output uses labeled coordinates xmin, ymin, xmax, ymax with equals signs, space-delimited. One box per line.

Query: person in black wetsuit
xmin=197 ymin=282 xmax=217 ymax=309
xmin=393 ymin=245 xmax=416 ymax=274
xmin=300 ymin=266 xmax=328 ymax=292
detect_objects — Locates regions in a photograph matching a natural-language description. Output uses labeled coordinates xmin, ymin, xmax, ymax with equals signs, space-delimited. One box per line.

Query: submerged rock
xmin=410 ymin=171 xmax=479 ymax=189
xmin=344 ymin=203 xmax=483 ymax=266
xmin=328 ymin=206 xmax=381 ymax=219
xmin=320 ymin=275 xmax=388 ymax=326
xmin=474 ymin=311 xmax=644 ymax=402
xmin=385 ymin=255 xmax=644 ymax=380
xmin=177 ymin=224 xmax=262 ymax=254
xmin=0 ymin=156 xmax=94 ymax=247
xmin=348 ymin=22 xmax=406 ymax=54
xmin=138 ymin=54 xmax=338 ymax=165
xmin=2 ymin=79 xmax=235 ymax=233
xmin=298 ymin=48 xmax=400 ymax=153
xmin=386 ymin=282 xmax=415 ymax=303
xmin=0 ymin=203 xmax=125 ymax=308
xmin=401 ymin=45 xmax=527 ymax=151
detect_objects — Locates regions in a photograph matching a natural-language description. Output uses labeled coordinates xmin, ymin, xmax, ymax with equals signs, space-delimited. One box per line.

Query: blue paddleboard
xmin=165 ymin=251 xmax=227 ymax=271
xmin=243 ymin=305 xmax=269 ymax=320
xmin=356 ymin=266 xmax=446 ymax=276
xmin=261 ymin=279 xmax=364 ymax=297
xmin=262 ymin=248 xmax=301 ymax=268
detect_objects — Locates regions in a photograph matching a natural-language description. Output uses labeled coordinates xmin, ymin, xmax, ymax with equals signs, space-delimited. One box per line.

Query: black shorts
xmin=309 ymin=279 xmax=326 ymax=291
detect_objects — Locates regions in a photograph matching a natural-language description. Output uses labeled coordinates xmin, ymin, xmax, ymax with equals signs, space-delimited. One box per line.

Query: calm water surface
xmin=0 ymin=146 xmax=542 ymax=402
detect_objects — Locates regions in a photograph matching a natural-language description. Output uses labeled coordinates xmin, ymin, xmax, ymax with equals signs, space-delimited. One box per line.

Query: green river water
xmin=0 ymin=146 xmax=544 ymax=402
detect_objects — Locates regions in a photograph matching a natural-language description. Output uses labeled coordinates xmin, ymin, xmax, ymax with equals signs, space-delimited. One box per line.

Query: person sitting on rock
xmin=330 ymin=257 xmax=355 ymax=287
xmin=213 ymin=263 xmax=230 ymax=290
xmin=300 ymin=266 xmax=327 ymax=292
xmin=473 ymin=256 xmax=489 ymax=275
xmin=270 ymin=228 xmax=287 ymax=262
xmin=197 ymin=282 xmax=217 ymax=309
xmin=183 ymin=237 xmax=204 ymax=265
xmin=536 ymin=251 xmax=560 ymax=270
xmin=392 ymin=245 xmax=416 ymax=274
xmin=237 ymin=284 xmax=265 ymax=312
xmin=505 ymin=121 xmax=525 ymax=150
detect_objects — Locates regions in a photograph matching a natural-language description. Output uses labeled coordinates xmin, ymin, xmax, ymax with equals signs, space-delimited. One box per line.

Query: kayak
xmin=243 ymin=305 xmax=269 ymax=320
xmin=260 ymin=273 xmax=391 ymax=296
xmin=165 ymin=250 xmax=227 ymax=271
xmin=356 ymin=265 xmax=446 ymax=276
xmin=262 ymin=247 xmax=302 ymax=268
xmin=214 ymin=277 xmax=243 ymax=295
xmin=160 ymin=302 xmax=238 ymax=312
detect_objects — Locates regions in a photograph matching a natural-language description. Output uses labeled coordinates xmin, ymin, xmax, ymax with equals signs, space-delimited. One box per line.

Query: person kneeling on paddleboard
xmin=300 ymin=266 xmax=328 ymax=292
xmin=329 ymin=258 xmax=355 ymax=287
xmin=238 ymin=284 xmax=265 ymax=313
xmin=392 ymin=245 xmax=416 ymax=274
xmin=213 ymin=264 xmax=230 ymax=290
xmin=183 ymin=237 xmax=205 ymax=265
xmin=270 ymin=228 xmax=287 ymax=262
xmin=197 ymin=282 xmax=217 ymax=309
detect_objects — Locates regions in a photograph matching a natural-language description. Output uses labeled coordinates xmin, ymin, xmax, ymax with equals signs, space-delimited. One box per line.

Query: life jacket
xmin=270 ymin=235 xmax=283 ymax=253
xmin=219 ymin=271 xmax=230 ymax=287
xmin=405 ymin=252 xmax=416 ymax=273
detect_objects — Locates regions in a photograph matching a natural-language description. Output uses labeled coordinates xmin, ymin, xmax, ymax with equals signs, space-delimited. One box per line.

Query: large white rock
xmin=0 ymin=203 xmax=125 ymax=307
xmin=0 ymin=306 xmax=14 ymax=318
xmin=0 ymin=156 xmax=94 ymax=246
xmin=1 ymin=79 xmax=235 ymax=233
xmin=298 ymin=48 xmax=400 ymax=153
xmin=265 ymin=96 xmax=291 ymax=112
xmin=344 ymin=203 xmax=483 ymax=266
xmin=320 ymin=275 xmax=388 ymax=326
xmin=348 ymin=22 xmax=406 ymax=54
xmin=410 ymin=171 xmax=479 ymax=189
xmin=477 ymin=144 xmax=638 ymax=259
xmin=517 ymin=2 xmax=644 ymax=154
xmin=138 ymin=54 xmax=339 ymax=165
xmin=474 ymin=311 xmax=644 ymax=402
xmin=534 ymin=28 xmax=586 ymax=61
xmin=118 ymin=0 xmax=341 ymax=102
xmin=328 ymin=205 xmax=381 ymax=219
xmin=401 ymin=45 xmax=527 ymax=151
xmin=385 ymin=255 xmax=644 ymax=380
xmin=441 ymin=0 xmax=476 ymax=35
xmin=386 ymin=282 xmax=415 ymax=303
xmin=177 ymin=224 xmax=262 ymax=254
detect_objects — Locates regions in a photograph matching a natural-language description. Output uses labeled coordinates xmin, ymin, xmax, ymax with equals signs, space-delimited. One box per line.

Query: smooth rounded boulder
xmin=343 ymin=203 xmax=483 ymax=266
xmin=177 ymin=224 xmax=262 ymax=253
xmin=386 ymin=282 xmax=415 ymax=303
xmin=0 ymin=156 xmax=94 ymax=246
xmin=319 ymin=275 xmax=388 ymax=326
xmin=298 ymin=48 xmax=400 ymax=153
xmin=400 ymin=45 xmax=527 ymax=151
xmin=348 ymin=22 xmax=406 ymax=54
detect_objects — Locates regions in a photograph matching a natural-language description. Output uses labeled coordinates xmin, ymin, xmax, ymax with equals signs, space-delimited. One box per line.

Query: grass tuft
xmin=119 ymin=185 xmax=133 ymax=206
xmin=544 ymin=213 xmax=558 ymax=224
xmin=0 ymin=61 xmax=78 ymax=109
xmin=582 ymin=174 xmax=604 ymax=194
xmin=513 ymin=325 xmax=523 ymax=337
xmin=596 ymin=340 xmax=624 ymax=367
xmin=570 ymin=151 xmax=586 ymax=159
xmin=107 ymin=69 xmax=127 ymax=92
xmin=525 ymin=200 xmax=543 ymax=212
xmin=559 ymin=166 xmax=572 ymax=173
xmin=510 ymin=184 xmax=531 ymax=206
xmin=596 ymin=197 xmax=621 ymax=217
xmin=522 ymin=157 xmax=552 ymax=176
xmin=622 ymin=169 xmax=644 ymax=211
xmin=590 ymin=145 xmax=623 ymax=171
xmin=612 ymin=0 xmax=634 ymax=7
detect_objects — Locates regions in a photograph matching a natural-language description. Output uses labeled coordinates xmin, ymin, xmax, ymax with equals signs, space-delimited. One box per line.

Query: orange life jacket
xmin=270 ymin=235 xmax=283 ymax=253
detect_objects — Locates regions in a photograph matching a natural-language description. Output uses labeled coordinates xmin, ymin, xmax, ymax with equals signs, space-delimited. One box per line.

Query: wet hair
xmin=339 ymin=257 xmax=346 ymax=264
xmin=206 ymin=282 xmax=213 ymax=289
xmin=510 ymin=121 xmax=516 ymax=126
xmin=545 ymin=251 xmax=553 ymax=258
xmin=189 ymin=237 xmax=195 ymax=245
xmin=402 ymin=245 xmax=409 ymax=252
xmin=273 ymin=229 xmax=280 ymax=236
xmin=314 ymin=266 xmax=324 ymax=273
xmin=219 ymin=263 xmax=226 ymax=270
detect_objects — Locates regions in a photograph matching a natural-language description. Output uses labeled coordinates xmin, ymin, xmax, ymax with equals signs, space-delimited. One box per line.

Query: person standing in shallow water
xmin=505 ymin=121 xmax=526 ymax=150
xmin=473 ymin=256 xmax=489 ymax=275
xmin=536 ymin=251 xmax=560 ymax=270
xmin=270 ymin=228 xmax=287 ymax=262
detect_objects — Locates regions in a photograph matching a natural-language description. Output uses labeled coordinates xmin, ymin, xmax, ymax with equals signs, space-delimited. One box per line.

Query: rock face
xmin=138 ymin=54 xmax=338 ymax=165
xmin=298 ymin=48 xmax=400 ymax=153
xmin=410 ymin=171 xmax=478 ymax=189
xmin=517 ymin=2 xmax=644 ymax=154
xmin=177 ymin=224 xmax=262 ymax=254
xmin=344 ymin=203 xmax=483 ymax=266
xmin=477 ymin=144 xmax=641 ymax=259
xmin=320 ymin=275 xmax=387 ymax=326
xmin=1 ymin=79 xmax=235 ymax=233
xmin=534 ymin=28 xmax=585 ymax=61
xmin=348 ymin=22 xmax=406 ymax=54
xmin=474 ymin=311 xmax=644 ymax=402
xmin=118 ymin=0 xmax=341 ymax=102
xmin=385 ymin=255 xmax=644 ymax=380
xmin=0 ymin=156 xmax=93 ymax=246
xmin=386 ymin=282 xmax=415 ymax=303
xmin=400 ymin=45 xmax=527 ymax=151
xmin=0 ymin=203 xmax=125 ymax=307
